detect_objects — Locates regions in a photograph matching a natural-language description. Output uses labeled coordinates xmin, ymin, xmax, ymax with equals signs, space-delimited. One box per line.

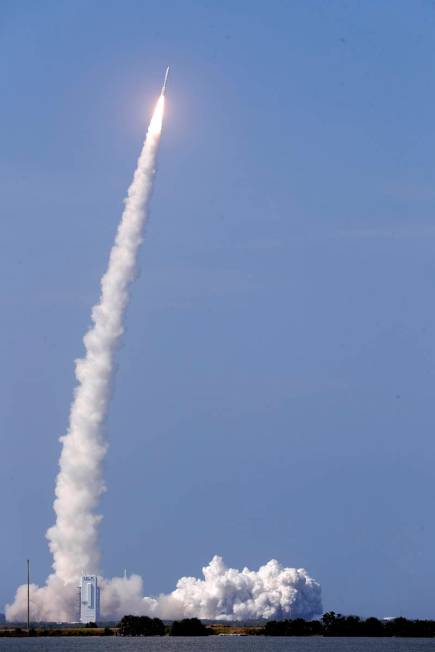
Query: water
xmin=0 ymin=638 xmax=433 ymax=652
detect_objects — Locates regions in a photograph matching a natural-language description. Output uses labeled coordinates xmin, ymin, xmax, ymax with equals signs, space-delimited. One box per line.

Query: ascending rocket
xmin=161 ymin=66 xmax=170 ymax=95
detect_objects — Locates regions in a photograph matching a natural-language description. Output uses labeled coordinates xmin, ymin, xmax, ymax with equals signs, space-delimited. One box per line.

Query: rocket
xmin=161 ymin=66 xmax=170 ymax=95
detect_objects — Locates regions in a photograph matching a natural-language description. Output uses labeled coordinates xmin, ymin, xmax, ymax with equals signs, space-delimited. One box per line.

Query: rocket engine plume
xmin=45 ymin=83 xmax=166 ymax=585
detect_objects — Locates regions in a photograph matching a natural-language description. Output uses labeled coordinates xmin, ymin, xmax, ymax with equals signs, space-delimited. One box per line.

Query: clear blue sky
xmin=2 ymin=0 xmax=435 ymax=618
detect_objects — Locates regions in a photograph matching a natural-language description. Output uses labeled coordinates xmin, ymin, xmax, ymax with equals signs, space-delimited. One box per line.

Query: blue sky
xmin=2 ymin=0 xmax=435 ymax=618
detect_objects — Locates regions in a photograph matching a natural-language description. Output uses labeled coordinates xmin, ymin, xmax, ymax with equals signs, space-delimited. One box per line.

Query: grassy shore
xmin=0 ymin=624 xmax=262 ymax=637
xmin=0 ymin=627 xmax=117 ymax=637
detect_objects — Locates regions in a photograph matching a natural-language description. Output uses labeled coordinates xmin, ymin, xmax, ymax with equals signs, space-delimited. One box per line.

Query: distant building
xmin=79 ymin=575 xmax=100 ymax=623
xmin=0 ymin=613 xmax=5 ymax=624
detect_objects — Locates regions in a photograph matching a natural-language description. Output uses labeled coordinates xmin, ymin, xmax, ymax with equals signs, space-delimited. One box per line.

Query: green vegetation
xmin=2 ymin=612 xmax=435 ymax=637
xmin=265 ymin=613 xmax=435 ymax=637
xmin=102 ymin=626 xmax=114 ymax=635
xmin=265 ymin=618 xmax=322 ymax=636
xmin=118 ymin=615 xmax=165 ymax=636
xmin=170 ymin=618 xmax=212 ymax=636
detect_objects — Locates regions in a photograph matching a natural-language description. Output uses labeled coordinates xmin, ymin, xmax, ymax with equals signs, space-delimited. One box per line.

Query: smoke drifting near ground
xmin=7 ymin=556 xmax=322 ymax=621
xmin=5 ymin=79 xmax=322 ymax=623
xmin=104 ymin=555 xmax=322 ymax=621
xmin=6 ymin=576 xmax=76 ymax=623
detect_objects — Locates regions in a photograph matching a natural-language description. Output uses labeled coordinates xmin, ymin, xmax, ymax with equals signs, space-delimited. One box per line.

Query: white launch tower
xmin=79 ymin=575 xmax=100 ymax=623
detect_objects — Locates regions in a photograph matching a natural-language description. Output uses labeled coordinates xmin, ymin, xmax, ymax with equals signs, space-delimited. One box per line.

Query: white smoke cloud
xmin=160 ymin=555 xmax=322 ymax=621
xmin=6 ymin=576 xmax=76 ymax=623
xmin=7 ymin=556 xmax=322 ymax=622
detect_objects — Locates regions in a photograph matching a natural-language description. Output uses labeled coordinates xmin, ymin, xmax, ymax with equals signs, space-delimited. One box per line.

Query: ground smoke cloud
xmin=104 ymin=555 xmax=322 ymax=621
xmin=7 ymin=556 xmax=322 ymax=622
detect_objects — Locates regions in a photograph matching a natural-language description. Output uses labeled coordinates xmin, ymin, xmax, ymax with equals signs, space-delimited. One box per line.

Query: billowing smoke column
xmin=6 ymin=82 xmax=166 ymax=622
xmin=6 ymin=73 xmax=323 ymax=623
xmin=45 ymin=92 xmax=165 ymax=585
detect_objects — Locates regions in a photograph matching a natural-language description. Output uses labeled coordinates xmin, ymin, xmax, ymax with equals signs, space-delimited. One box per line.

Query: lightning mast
xmin=27 ymin=559 xmax=30 ymax=633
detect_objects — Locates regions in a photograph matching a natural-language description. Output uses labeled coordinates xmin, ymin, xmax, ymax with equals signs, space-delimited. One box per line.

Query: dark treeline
xmin=118 ymin=612 xmax=435 ymax=637
xmin=266 ymin=612 xmax=435 ymax=637
xmin=170 ymin=618 xmax=212 ymax=636
xmin=3 ymin=612 xmax=435 ymax=637
xmin=118 ymin=615 xmax=165 ymax=636
xmin=118 ymin=615 xmax=212 ymax=636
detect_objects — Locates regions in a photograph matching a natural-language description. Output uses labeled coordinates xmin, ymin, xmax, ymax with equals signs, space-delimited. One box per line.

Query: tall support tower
xmin=79 ymin=575 xmax=100 ymax=623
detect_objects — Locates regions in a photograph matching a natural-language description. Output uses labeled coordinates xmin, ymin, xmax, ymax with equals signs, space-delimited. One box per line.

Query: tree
xmin=322 ymin=611 xmax=339 ymax=636
xmin=118 ymin=615 xmax=165 ymax=636
xmin=170 ymin=618 xmax=211 ymax=636
xmin=362 ymin=617 xmax=384 ymax=636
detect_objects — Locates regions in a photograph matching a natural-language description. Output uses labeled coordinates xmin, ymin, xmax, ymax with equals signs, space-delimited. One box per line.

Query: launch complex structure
xmin=79 ymin=575 xmax=100 ymax=624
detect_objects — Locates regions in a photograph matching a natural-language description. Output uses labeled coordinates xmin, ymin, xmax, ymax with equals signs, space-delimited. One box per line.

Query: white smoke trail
xmin=44 ymin=93 xmax=165 ymax=585
xmin=6 ymin=91 xmax=165 ymax=623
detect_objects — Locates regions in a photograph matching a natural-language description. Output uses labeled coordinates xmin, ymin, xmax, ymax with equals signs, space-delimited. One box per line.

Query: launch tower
xmin=79 ymin=575 xmax=100 ymax=623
